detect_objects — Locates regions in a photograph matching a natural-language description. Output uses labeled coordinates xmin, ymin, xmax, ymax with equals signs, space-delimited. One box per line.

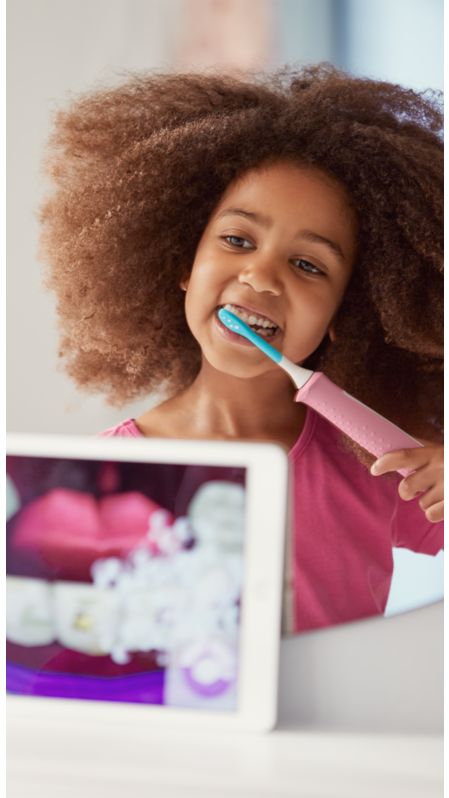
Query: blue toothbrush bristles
xmin=217 ymin=308 xmax=282 ymax=364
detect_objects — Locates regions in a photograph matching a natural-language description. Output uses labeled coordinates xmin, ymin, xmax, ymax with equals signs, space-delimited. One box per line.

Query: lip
xmin=217 ymin=302 xmax=282 ymax=330
xmin=11 ymin=489 xmax=174 ymax=581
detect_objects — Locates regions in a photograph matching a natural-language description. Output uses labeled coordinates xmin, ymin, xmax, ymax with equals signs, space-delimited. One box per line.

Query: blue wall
xmin=276 ymin=0 xmax=443 ymax=91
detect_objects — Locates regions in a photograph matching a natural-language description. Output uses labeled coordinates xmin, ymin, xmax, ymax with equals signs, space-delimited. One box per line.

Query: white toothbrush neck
xmin=279 ymin=356 xmax=314 ymax=389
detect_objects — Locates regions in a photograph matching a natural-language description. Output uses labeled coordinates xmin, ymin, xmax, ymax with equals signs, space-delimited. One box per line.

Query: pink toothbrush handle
xmin=295 ymin=372 xmax=422 ymax=477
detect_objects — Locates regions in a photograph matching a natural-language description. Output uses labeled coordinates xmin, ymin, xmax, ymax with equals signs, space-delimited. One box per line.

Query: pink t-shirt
xmin=101 ymin=410 xmax=443 ymax=634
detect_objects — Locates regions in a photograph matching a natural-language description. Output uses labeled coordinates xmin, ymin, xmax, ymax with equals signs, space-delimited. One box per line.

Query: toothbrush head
xmin=217 ymin=308 xmax=282 ymax=365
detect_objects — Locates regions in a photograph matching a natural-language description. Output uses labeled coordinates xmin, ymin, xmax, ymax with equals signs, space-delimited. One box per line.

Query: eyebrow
xmin=216 ymin=208 xmax=346 ymax=263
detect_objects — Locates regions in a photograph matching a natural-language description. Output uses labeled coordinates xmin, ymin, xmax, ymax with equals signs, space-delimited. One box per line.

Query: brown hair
xmin=39 ymin=64 xmax=443 ymax=466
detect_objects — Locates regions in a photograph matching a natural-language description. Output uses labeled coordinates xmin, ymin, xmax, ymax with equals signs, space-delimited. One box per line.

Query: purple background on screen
xmin=7 ymin=662 xmax=165 ymax=704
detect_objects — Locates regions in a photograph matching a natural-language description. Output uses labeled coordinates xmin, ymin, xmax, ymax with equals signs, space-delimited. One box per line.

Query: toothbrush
xmin=218 ymin=308 xmax=422 ymax=477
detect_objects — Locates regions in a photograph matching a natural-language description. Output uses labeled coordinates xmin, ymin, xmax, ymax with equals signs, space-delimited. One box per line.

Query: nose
xmin=237 ymin=256 xmax=283 ymax=296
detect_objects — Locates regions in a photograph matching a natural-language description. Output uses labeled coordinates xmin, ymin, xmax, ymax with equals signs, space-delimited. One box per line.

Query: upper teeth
xmin=223 ymin=304 xmax=277 ymax=329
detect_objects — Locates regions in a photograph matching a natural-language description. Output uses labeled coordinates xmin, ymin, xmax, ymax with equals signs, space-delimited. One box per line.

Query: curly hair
xmin=39 ymin=64 xmax=443 ymax=466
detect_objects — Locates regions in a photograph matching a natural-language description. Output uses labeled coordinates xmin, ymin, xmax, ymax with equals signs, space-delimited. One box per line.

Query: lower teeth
xmin=251 ymin=326 xmax=276 ymax=337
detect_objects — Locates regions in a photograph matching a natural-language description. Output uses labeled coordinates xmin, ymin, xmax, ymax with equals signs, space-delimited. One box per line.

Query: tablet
xmin=6 ymin=434 xmax=289 ymax=732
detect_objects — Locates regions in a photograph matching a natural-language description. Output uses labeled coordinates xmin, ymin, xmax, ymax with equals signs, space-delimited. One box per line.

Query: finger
xmin=423 ymin=501 xmax=444 ymax=523
xmin=398 ymin=469 xmax=435 ymax=501
xmin=370 ymin=447 xmax=430 ymax=476
xmin=418 ymin=485 xmax=443 ymax=511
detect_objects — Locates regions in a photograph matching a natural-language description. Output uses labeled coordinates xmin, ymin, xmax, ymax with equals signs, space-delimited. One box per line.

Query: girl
xmin=39 ymin=64 xmax=443 ymax=634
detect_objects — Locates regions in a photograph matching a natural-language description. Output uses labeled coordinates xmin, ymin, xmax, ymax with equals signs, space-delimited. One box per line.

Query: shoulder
xmin=292 ymin=409 xmax=444 ymax=554
xmin=290 ymin=408 xmax=399 ymax=513
xmin=99 ymin=418 xmax=143 ymax=437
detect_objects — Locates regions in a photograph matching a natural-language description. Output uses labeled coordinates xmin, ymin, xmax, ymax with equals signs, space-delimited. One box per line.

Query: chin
xmin=218 ymin=364 xmax=265 ymax=379
xmin=203 ymin=350 xmax=268 ymax=380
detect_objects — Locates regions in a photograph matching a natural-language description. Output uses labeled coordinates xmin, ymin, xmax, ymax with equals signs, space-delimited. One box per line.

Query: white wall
xmin=7 ymin=0 xmax=182 ymax=435
xmin=341 ymin=0 xmax=443 ymax=90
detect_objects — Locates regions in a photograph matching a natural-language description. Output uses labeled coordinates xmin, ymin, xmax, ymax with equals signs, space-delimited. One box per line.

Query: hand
xmin=370 ymin=443 xmax=444 ymax=523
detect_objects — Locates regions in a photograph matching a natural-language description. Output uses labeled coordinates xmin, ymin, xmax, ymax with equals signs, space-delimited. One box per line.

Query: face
xmin=183 ymin=161 xmax=357 ymax=378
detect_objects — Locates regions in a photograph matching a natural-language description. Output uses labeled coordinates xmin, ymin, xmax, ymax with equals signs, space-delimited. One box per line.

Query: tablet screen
xmin=6 ymin=455 xmax=247 ymax=712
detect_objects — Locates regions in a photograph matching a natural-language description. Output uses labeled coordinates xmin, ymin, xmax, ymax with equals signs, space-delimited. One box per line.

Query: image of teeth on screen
xmin=6 ymin=456 xmax=246 ymax=711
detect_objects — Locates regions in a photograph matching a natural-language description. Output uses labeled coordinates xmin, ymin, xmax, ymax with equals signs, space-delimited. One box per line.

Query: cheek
xmin=282 ymin=290 xmax=339 ymax=361
xmin=183 ymin=267 xmax=216 ymax=340
xmin=289 ymin=288 xmax=332 ymax=331
xmin=184 ymin=252 xmax=227 ymax=318
xmin=183 ymin=287 xmax=200 ymax=337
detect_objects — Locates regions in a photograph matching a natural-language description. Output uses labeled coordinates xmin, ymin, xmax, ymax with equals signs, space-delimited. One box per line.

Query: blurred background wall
xmin=7 ymin=0 xmax=443 ymax=436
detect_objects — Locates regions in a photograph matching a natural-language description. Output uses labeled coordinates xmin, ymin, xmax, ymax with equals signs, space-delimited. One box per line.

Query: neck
xmin=172 ymin=359 xmax=306 ymax=444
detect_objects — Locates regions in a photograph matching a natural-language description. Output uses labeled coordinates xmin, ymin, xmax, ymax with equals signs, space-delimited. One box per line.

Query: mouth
xmin=215 ymin=303 xmax=281 ymax=343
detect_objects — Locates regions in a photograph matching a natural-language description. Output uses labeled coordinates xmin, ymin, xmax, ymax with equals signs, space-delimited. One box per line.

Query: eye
xmin=222 ymin=235 xmax=253 ymax=249
xmin=291 ymin=258 xmax=325 ymax=276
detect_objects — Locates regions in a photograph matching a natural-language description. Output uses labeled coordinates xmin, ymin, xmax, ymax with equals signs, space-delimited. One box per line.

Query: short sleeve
xmin=99 ymin=419 xmax=142 ymax=437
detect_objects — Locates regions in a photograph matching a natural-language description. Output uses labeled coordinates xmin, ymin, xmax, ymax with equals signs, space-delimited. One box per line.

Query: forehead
xmin=218 ymin=160 xmax=352 ymax=211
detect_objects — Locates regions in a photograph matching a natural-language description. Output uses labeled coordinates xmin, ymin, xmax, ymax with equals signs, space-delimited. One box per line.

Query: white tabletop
xmin=7 ymin=698 xmax=442 ymax=798
xmin=7 ymin=604 xmax=443 ymax=797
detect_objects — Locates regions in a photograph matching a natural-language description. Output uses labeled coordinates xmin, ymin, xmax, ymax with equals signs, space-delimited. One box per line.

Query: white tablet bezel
xmin=6 ymin=433 xmax=289 ymax=732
